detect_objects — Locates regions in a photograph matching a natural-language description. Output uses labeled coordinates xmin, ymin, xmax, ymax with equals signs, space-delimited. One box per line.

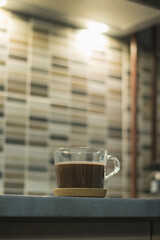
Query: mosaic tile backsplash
xmin=122 ymin=30 xmax=160 ymax=198
xmin=0 ymin=9 xmax=159 ymax=197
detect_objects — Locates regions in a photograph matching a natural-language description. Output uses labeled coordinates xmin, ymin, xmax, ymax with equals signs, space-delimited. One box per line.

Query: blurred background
xmin=0 ymin=0 xmax=160 ymax=198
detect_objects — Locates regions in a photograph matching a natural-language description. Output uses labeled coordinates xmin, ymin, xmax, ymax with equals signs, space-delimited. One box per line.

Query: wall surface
xmin=0 ymin=9 xmax=159 ymax=198
xmin=122 ymin=29 xmax=160 ymax=198
xmin=0 ymin=9 xmax=123 ymax=197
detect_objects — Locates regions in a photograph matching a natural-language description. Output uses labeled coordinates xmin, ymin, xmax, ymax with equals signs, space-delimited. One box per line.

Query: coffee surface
xmin=55 ymin=162 xmax=104 ymax=188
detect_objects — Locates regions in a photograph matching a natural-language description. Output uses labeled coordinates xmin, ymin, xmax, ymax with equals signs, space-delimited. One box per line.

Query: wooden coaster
xmin=54 ymin=188 xmax=107 ymax=198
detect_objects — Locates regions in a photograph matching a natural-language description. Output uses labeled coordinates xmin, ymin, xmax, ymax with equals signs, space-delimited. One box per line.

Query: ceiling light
xmin=77 ymin=30 xmax=107 ymax=56
xmin=0 ymin=0 xmax=7 ymax=7
xmin=87 ymin=21 xmax=109 ymax=33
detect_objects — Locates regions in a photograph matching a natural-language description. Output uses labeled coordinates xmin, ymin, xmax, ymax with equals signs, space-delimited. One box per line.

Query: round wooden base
xmin=54 ymin=188 xmax=107 ymax=198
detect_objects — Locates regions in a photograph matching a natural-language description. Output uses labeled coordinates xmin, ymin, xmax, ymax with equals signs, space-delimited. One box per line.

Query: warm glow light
xmin=76 ymin=29 xmax=106 ymax=56
xmin=0 ymin=10 xmax=7 ymax=24
xmin=0 ymin=0 xmax=7 ymax=7
xmin=87 ymin=21 xmax=109 ymax=33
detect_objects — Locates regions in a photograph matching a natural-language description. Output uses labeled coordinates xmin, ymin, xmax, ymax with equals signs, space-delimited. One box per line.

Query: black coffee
xmin=55 ymin=162 xmax=104 ymax=188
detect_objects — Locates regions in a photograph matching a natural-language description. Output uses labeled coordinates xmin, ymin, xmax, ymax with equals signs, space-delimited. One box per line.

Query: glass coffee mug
xmin=54 ymin=147 xmax=120 ymax=197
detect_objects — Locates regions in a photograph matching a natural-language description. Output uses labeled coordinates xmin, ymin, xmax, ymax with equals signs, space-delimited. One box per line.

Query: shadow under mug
xmin=54 ymin=147 xmax=120 ymax=189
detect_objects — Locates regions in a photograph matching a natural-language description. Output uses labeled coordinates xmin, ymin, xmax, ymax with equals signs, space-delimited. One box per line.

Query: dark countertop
xmin=0 ymin=195 xmax=160 ymax=219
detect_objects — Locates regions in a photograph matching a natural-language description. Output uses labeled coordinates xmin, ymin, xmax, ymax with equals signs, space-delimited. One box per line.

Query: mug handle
xmin=105 ymin=155 xmax=120 ymax=180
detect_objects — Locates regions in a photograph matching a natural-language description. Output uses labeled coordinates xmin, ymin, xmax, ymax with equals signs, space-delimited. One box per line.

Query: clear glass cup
xmin=54 ymin=147 xmax=120 ymax=189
